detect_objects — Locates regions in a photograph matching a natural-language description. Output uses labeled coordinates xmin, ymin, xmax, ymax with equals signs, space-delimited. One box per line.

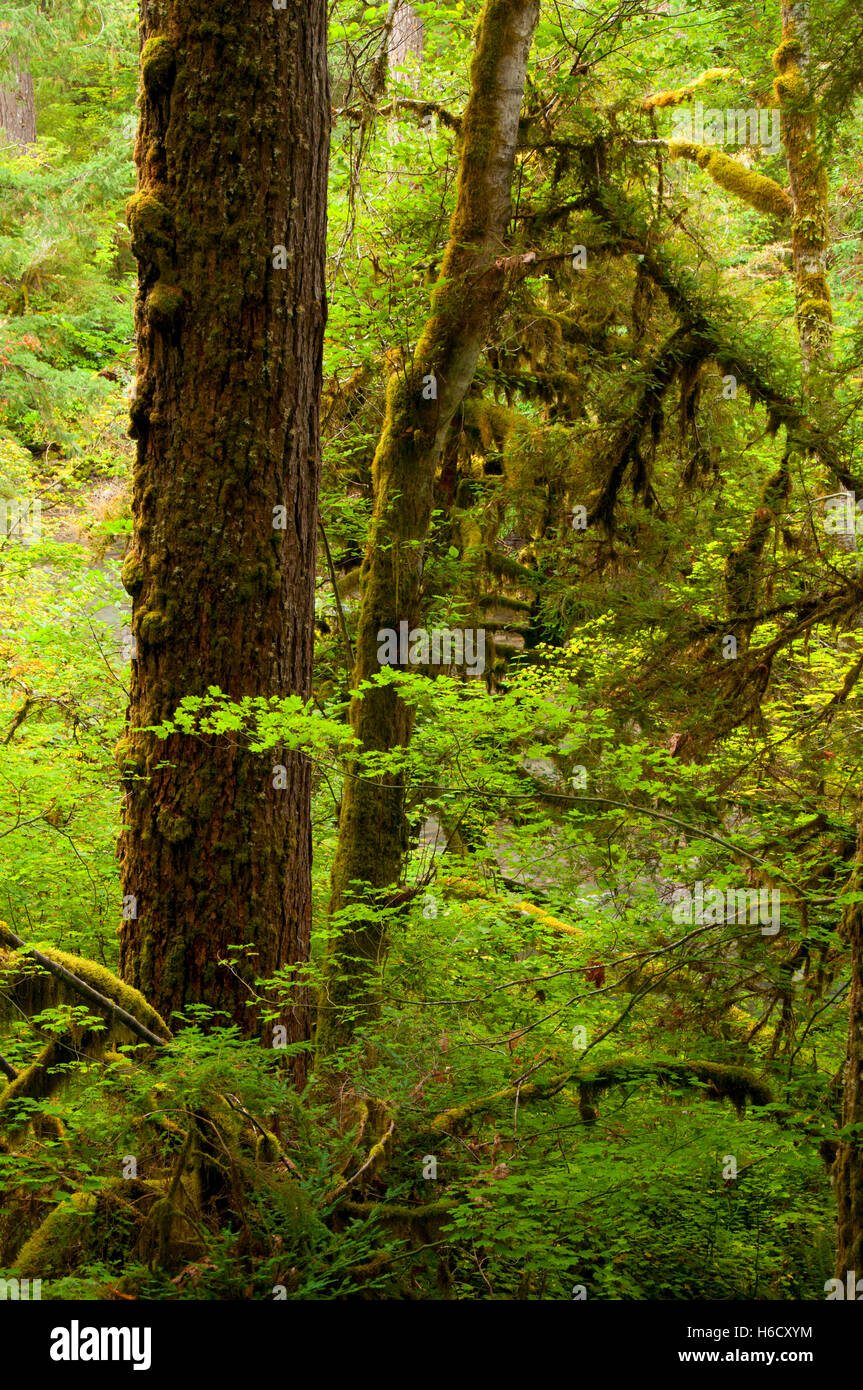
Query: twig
xmin=318 ymin=517 xmax=355 ymax=671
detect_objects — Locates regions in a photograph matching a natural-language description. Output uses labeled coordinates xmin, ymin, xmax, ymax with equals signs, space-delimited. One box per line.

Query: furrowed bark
xmin=836 ymin=820 xmax=863 ymax=1280
xmin=317 ymin=0 xmax=541 ymax=1057
xmin=0 ymin=59 xmax=36 ymax=146
xmin=118 ymin=1 xmax=329 ymax=1069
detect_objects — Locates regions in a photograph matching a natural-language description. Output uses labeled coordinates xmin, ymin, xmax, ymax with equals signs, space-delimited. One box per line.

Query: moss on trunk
xmin=317 ymin=0 xmax=542 ymax=1058
xmin=119 ymin=1 xmax=329 ymax=1071
xmin=773 ymin=1 xmax=833 ymax=374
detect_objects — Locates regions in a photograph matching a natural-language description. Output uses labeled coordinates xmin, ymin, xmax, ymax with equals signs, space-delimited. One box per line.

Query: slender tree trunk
xmin=0 ymin=61 xmax=36 ymax=146
xmin=389 ymin=1 xmax=424 ymax=94
xmin=118 ymin=1 xmax=329 ymax=1070
xmin=774 ymin=1 xmax=832 ymax=375
xmin=317 ymin=0 xmax=541 ymax=1057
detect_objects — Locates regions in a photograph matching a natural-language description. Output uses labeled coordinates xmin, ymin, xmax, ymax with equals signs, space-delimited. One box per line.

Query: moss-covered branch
xmin=667 ymin=139 xmax=793 ymax=220
xmin=0 ymin=921 xmax=172 ymax=1047
xmin=642 ymin=68 xmax=737 ymax=110
xmin=429 ymin=1056 xmax=773 ymax=1136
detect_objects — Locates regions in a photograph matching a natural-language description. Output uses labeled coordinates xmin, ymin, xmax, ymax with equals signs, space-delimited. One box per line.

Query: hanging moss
xmin=772 ymin=38 xmax=804 ymax=70
xmin=578 ymin=1057 xmax=773 ymax=1116
xmin=773 ymin=67 xmax=807 ymax=103
xmin=724 ymin=455 xmax=791 ymax=619
xmin=484 ymin=550 xmax=541 ymax=587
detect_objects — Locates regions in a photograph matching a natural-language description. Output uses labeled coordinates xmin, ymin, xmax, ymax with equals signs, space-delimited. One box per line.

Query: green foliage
xmin=2 ymin=0 xmax=862 ymax=1301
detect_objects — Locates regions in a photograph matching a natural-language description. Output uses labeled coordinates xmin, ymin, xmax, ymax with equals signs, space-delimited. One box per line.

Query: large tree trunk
xmin=118 ymin=1 xmax=329 ymax=1070
xmin=0 ymin=61 xmax=36 ymax=146
xmin=785 ymin=0 xmax=862 ymax=1277
xmin=317 ymin=0 xmax=541 ymax=1057
xmin=836 ymin=833 xmax=863 ymax=1282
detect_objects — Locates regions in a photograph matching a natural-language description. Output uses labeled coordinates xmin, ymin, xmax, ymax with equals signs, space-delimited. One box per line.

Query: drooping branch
xmin=588 ymin=187 xmax=858 ymax=491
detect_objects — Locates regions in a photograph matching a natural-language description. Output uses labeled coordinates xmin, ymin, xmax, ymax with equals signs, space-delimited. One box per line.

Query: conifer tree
xmin=118 ymin=0 xmax=329 ymax=1060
